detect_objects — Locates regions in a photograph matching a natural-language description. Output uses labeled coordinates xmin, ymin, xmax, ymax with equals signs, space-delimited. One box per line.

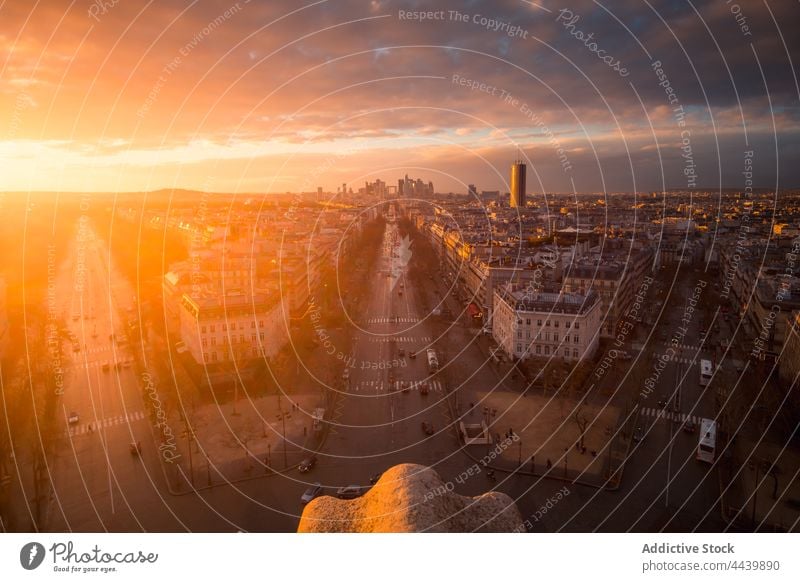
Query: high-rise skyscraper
xmin=510 ymin=159 xmax=526 ymax=208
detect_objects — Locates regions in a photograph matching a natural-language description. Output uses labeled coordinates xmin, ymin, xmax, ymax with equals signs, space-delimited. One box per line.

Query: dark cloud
xmin=1 ymin=0 xmax=797 ymax=191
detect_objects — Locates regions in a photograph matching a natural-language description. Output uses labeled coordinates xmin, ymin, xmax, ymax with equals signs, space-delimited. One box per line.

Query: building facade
xmin=492 ymin=287 xmax=601 ymax=362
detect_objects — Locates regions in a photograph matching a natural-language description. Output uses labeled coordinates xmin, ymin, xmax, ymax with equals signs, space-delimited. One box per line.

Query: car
xmin=336 ymin=485 xmax=366 ymax=499
xmin=298 ymin=456 xmax=317 ymax=473
xmin=633 ymin=427 xmax=644 ymax=442
xmin=409 ymin=351 xmax=416 ymax=359
xmin=301 ymin=483 xmax=323 ymax=505
xmin=419 ymin=383 xmax=429 ymax=396
xmin=683 ymin=420 xmax=697 ymax=434
xmin=421 ymin=421 xmax=434 ymax=435
xmin=68 ymin=412 xmax=79 ymax=425
xmin=398 ymin=291 xmax=403 ymax=296
xmin=73 ymin=344 xmax=80 ymax=353
xmin=657 ymin=398 xmax=667 ymax=408
xmin=101 ymin=362 xmax=110 ymax=371
xmin=342 ymin=368 xmax=350 ymax=380
xmin=398 ymin=348 xmax=405 ymax=357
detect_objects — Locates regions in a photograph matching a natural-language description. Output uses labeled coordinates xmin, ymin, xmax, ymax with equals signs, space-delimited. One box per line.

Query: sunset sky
xmin=1 ymin=0 xmax=798 ymax=194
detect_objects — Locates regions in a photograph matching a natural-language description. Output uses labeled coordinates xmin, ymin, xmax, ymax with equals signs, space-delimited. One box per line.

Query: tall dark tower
xmin=510 ymin=158 xmax=526 ymax=208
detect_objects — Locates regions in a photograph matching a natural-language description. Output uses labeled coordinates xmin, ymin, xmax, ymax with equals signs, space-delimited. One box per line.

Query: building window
xmin=518 ymin=331 xmax=522 ymax=339
xmin=251 ymin=321 xmax=255 ymax=329
xmin=201 ymin=325 xmax=207 ymax=333
xmin=211 ymin=352 xmax=218 ymax=362
xmin=554 ymin=333 xmax=559 ymax=342
xmin=554 ymin=321 xmax=559 ymax=328
xmin=204 ymin=352 xmax=209 ymax=363
xmin=545 ymin=320 xmax=550 ymax=327
xmin=537 ymin=319 xmax=542 ymax=326
xmin=211 ymin=337 xmax=216 ymax=346
xmin=223 ymin=324 xmax=227 ymax=331
xmin=564 ymin=349 xmax=569 ymax=357
xmin=259 ymin=320 xmax=264 ymax=328
xmin=526 ymin=318 xmax=531 ymax=325
xmin=574 ymin=335 xmax=579 ymax=343
xmin=573 ymin=348 xmax=578 ymax=358
xmin=526 ymin=331 xmax=530 ymax=339
xmin=566 ymin=321 xmax=571 ymax=329
xmin=201 ymin=338 xmax=207 ymax=347
xmin=259 ymin=333 xmax=264 ymax=341
xmin=544 ymin=346 xmax=550 ymax=355
xmin=251 ymin=334 xmax=256 ymax=342
xmin=516 ymin=345 xmax=522 ymax=353
xmin=575 ymin=322 xmax=580 ymax=329
xmin=545 ymin=332 xmax=550 ymax=341
xmin=210 ymin=324 xmax=216 ymax=333
xmin=536 ymin=345 xmax=541 ymax=354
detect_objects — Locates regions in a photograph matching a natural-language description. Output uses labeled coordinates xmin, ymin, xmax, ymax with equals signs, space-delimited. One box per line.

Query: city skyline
xmin=2 ymin=0 xmax=798 ymax=194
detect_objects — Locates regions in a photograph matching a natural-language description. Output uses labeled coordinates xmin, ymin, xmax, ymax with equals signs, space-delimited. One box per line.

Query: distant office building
xmin=398 ymin=174 xmax=434 ymax=197
xmin=510 ymin=159 xmax=526 ymax=208
xmin=468 ymin=184 xmax=477 ymax=197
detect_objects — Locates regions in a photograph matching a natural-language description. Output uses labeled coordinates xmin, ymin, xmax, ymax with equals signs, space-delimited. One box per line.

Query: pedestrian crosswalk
xmin=66 ymin=410 xmax=146 ymax=437
xmin=350 ymin=379 xmax=444 ymax=393
xmin=70 ymin=359 xmax=135 ymax=371
xmin=368 ymin=336 xmax=431 ymax=343
xmin=368 ymin=317 xmax=420 ymax=324
xmin=663 ymin=343 xmax=703 ymax=352
xmin=667 ymin=355 xmax=697 ymax=365
xmin=639 ymin=407 xmax=701 ymax=425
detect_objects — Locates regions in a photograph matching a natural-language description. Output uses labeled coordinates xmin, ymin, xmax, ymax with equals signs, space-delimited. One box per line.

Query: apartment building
xmin=178 ymin=291 xmax=285 ymax=366
xmin=492 ymin=287 xmax=601 ymax=362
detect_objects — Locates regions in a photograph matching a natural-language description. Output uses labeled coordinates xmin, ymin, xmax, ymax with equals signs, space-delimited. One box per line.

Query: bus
xmin=696 ymin=418 xmax=716 ymax=463
xmin=699 ymin=359 xmax=713 ymax=386
xmin=426 ymin=349 xmax=439 ymax=373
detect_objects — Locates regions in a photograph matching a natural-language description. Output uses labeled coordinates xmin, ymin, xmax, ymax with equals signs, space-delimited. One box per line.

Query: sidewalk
xmin=723 ymin=437 xmax=800 ymax=531
xmin=165 ymin=392 xmax=326 ymax=489
xmin=464 ymin=389 xmax=619 ymax=483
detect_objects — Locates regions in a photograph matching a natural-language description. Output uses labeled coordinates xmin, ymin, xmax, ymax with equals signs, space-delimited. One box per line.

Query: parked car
xmin=409 ymin=351 xmax=416 ymax=359
xmin=633 ymin=427 xmax=644 ymax=442
xmin=68 ymin=412 xmax=79 ymax=425
xmin=102 ymin=362 xmax=110 ymax=371
xmin=298 ymin=456 xmax=317 ymax=473
xmin=301 ymin=483 xmax=323 ymax=505
xmin=336 ymin=485 xmax=367 ymax=499
xmin=398 ymin=348 xmax=405 ymax=357
xmin=683 ymin=420 xmax=697 ymax=434
xmin=421 ymin=421 xmax=434 ymax=435
xmin=419 ymin=383 xmax=429 ymax=396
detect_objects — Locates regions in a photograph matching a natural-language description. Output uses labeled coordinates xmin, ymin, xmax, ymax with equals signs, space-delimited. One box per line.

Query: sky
xmin=1 ymin=0 xmax=798 ymax=194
